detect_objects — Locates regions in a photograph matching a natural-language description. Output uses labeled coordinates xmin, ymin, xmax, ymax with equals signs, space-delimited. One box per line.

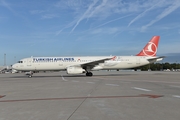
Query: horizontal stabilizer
xmin=147 ymin=56 xmax=165 ymax=62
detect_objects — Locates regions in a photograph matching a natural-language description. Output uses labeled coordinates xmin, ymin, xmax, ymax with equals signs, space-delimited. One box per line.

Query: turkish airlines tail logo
xmin=136 ymin=36 xmax=160 ymax=56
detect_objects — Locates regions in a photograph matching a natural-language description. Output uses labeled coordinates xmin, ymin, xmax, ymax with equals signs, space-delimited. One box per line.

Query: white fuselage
xmin=12 ymin=56 xmax=160 ymax=71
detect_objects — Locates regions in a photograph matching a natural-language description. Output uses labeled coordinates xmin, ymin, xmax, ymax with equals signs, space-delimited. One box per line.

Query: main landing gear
xmin=28 ymin=74 xmax=33 ymax=78
xmin=86 ymin=72 xmax=93 ymax=76
xmin=26 ymin=71 xmax=33 ymax=78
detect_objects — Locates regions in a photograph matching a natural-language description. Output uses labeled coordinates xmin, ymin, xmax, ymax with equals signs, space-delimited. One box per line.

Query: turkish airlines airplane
xmin=12 ymin=36 xmax=164 ymax=77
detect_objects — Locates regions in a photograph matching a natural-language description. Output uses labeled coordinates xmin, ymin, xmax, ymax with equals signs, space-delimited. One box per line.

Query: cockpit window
xmin=18 ymin=61 xmax=23 ymax=63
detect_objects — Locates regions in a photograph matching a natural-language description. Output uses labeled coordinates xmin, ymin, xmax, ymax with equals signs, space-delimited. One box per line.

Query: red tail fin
xmin=136 ymin=36 xmax=160 ymax=56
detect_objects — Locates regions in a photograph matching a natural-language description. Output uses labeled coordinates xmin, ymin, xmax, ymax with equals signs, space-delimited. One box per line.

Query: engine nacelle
xmin=66 ymin=66 xmax=86 ymax=74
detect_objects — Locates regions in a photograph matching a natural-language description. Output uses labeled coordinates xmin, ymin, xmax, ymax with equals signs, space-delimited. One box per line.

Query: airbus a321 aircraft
xmin=12 ymin=36 xmax=164 ymax=77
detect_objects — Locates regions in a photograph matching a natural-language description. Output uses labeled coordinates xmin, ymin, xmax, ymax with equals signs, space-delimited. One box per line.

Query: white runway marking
xmin=120 ymin=82 xmax=131 ymax=84
xmin=106 ymin=84 xmax=119 ymax=87
xmin=170 ymin=85 xmax=180 ymax=88
xmin=87 ymin=82 xmax=95 ymax=84
xmin=131 ymin=80 xmax=180 ymax=84
xmin=72 ymin=80 xmax=79 ymax=82
xmin=172 ymin=95 xmax=180 ymax=99
xmin=95 ymin=77 xmax=180 ymax=84
xmin=133 ymin=87 xmax=151 ymax=92
xmin=61 ymin=75 xmax=67 ymax=81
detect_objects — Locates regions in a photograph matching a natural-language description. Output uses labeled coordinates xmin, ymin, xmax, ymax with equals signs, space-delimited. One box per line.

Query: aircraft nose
xmin=12 ymin=64 xmax=18 ymax=70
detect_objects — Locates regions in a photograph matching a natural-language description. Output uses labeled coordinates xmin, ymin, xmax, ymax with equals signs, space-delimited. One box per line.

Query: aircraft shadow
xmin=10 ymin=73 xmax=135 ymax=78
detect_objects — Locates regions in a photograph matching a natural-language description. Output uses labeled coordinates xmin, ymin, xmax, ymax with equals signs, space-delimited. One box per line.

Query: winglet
xmin=136 ymin=36 xmax=160 ymax=56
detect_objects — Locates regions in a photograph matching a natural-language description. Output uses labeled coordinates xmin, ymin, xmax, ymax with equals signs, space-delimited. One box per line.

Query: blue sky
xmin=0 ymin=0 xmax=180 ymax=66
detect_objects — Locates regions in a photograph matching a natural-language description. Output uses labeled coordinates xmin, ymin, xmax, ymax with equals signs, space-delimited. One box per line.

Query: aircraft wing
xmin=73 ymin=57 xmax=113 ymax=69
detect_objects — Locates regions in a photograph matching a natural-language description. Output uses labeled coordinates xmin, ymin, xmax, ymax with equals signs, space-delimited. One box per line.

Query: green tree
xmin=134 ymin=62 xmax=180 ymax=71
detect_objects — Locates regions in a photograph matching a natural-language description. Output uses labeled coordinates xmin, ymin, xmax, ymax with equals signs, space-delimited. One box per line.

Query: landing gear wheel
xmin=28 ymin=72 xmax=33 ymax=78
xmin=28 ymin=75 xmax=32 ymax=78
xmin=86 ymin=72 xmax=93 ymax=76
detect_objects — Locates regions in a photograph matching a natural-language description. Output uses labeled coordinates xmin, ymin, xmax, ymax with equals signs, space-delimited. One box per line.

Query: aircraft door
xmin=136 ymin=58 xmax=141 ymax=65
xmin=27 ymin=58 xmax=32 ymax=66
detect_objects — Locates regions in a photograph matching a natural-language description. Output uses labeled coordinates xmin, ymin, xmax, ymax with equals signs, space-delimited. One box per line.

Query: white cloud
xmin=0 ymin=0 xmax=15 ymax=13
xmin=94 ymin=14 xmax=132 ymax=29
xmin=53 ymin=0 xmax=180 ymax=34
xmin=91 ymin=27 xmax=120 ymax=34
xmin=30 ymin=10 xmax=45 ymax=14
xmin=70 ymin=0 xmax=99 ymax=32
xmin=141 ymin=0 xmax=180 ymax=31
xmin=128 ymin=1 xmax=162 ymax=27
xmin=41 ymin=14 xmax=59 ymax=19
xmin=56 ymin=0 xmax=136 ymax=33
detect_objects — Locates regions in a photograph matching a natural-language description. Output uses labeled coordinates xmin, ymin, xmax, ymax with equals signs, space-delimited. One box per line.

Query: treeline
xmin=136 ymin=62 xmax=180 ymax=71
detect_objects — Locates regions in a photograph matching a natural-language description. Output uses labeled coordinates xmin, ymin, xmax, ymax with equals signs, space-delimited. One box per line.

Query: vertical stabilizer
xmin=136 ymin=36 xmax=160 ymax=56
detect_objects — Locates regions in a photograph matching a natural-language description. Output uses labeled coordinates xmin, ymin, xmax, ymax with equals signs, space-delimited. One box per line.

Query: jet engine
xmin=66 ymin=66 xmax=86 ymax=74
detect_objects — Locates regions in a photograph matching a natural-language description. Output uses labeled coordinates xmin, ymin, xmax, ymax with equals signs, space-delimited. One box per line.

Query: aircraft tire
xmin=86 ymin=72 xmax=93 ymax=76
xmin=28 ymin=75 xmax=32 ymax=78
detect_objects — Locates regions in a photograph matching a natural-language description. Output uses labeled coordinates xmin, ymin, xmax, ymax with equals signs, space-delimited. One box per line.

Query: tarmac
xmin=0 ymin=71 xmax=180 ymax=120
